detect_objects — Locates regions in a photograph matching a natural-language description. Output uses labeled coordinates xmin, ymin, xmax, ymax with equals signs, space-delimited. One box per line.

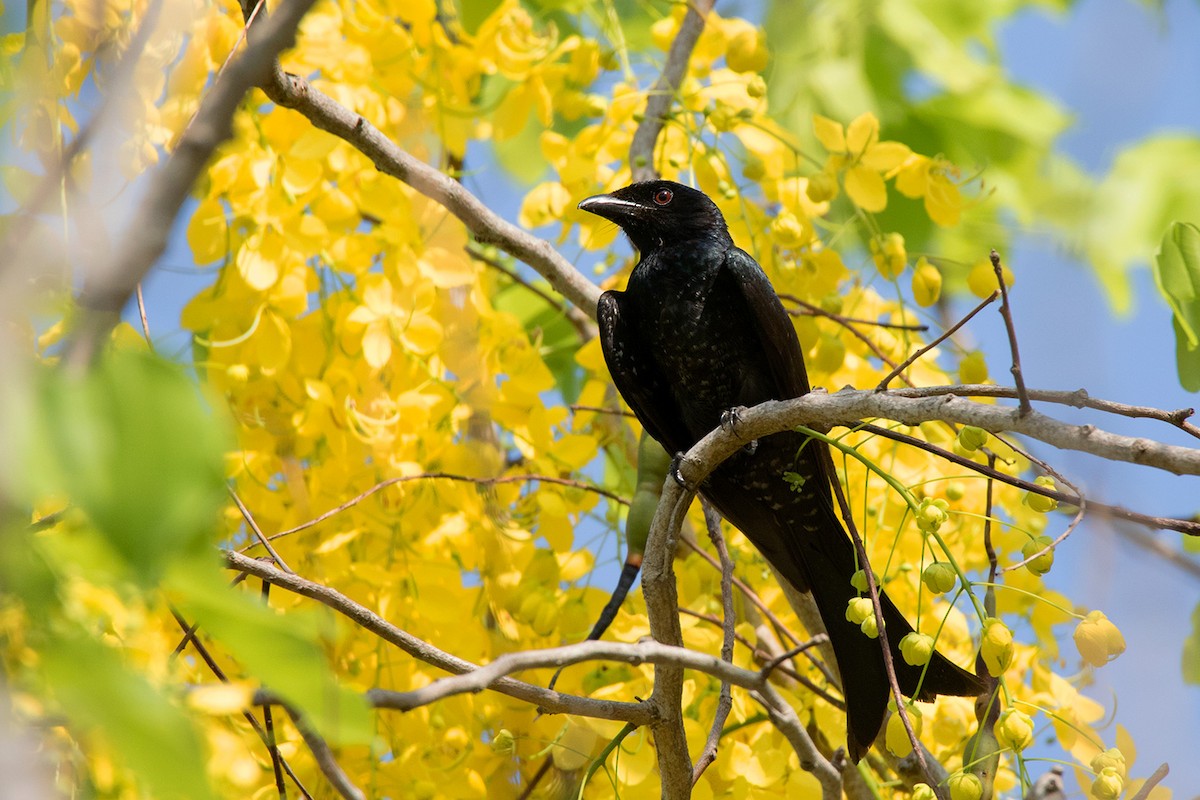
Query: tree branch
xmin=61 ymin=0 xmax=321 ymax=370
xmin=237 ymin=24 xmax=601 ymax=319
xmin=222 ymin=550 xmax=655 ymax=725
xmin=673 ymin=388 xmax=1200 ymax=488
xmin=629 ymin=0 xmax=717 ymax=182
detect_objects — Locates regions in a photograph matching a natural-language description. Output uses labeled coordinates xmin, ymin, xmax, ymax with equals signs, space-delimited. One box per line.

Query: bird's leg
xmin=720 ymin=406 xmax=758 ymax=455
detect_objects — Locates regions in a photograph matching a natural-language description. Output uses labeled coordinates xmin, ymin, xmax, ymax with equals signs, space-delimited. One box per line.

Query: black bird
xmin=580 ymin=180 xmax=984 ymax=761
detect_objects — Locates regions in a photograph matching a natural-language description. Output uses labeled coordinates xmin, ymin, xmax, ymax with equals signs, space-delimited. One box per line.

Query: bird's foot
xmin=720 ymin=406 xmax=758 ymax=455
xmin=670 ymin=452 xmax=696 ymax=491
xmin=719 ymin=405 xmax=748 ymax=434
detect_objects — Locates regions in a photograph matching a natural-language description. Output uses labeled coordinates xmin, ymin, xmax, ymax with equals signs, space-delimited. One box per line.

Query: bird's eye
xmin=653 ymin=188 xmax=673 ymax=206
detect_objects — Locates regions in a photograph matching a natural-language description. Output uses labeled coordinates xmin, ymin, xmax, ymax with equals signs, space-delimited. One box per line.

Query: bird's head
xmin=578 ymin=180 xmax=732 ymax=255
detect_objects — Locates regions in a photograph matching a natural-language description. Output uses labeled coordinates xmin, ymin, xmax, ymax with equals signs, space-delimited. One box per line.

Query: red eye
xmin=653 ymin=188 xmax=673 ymax=206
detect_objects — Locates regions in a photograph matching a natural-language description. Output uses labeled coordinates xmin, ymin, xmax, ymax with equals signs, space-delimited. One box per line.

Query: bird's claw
xmin=720 ymin=405 xmax=748 ymax=434
xmin=670 ymin=452 xmax=696 ymax=491
xmin=721 ymin=406 xmax=758 ymax=455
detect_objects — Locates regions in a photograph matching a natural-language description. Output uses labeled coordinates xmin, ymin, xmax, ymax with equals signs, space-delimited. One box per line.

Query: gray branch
xmin=61 ymin=0 xmax=321 ymax=370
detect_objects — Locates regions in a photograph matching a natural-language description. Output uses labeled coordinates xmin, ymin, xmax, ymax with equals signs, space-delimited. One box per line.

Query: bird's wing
xmin=598 ymin=290 xmax=693 ymax=453
xmin=721 ymin=247 xmax=813 ymax=399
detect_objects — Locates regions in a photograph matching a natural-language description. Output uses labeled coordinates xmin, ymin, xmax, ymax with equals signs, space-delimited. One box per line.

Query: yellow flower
xmin=1090 ymin=748 xmax=1127 ymax=779
xmin=899 ymin=632 xmax=934 ymax=666
xmin=870 ymin=232 xmax=907 ymax=278
xmin=1074 ymin=610 xmax=1126 ymax=667
xmin=948 ymin=771 xmax=983 ymax=800
xmin=922 ymin=562 xmax=957 ymax=594
xmin=994 ymin=708 xmax=1034 ymax=752
xmin=1090 ymin=766 xmax=1124 ymax=800
xmin=981 ymin=617 xmax=1014 ymax=676
xmin=885 ymin=704 xmax=922 ymax=757
xmin=895 ymin=153 xmax=964 ymax=227
xmin=912 ymin=257 xmax=942 ymax=306
xmin=812 ymin=112 xmax=911 ymax=212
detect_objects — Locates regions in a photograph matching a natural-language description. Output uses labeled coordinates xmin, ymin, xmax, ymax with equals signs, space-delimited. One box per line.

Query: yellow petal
xmin=361 ymin=322 xmax=393 ymax=368
xmin=861 ymin=140 xmax=912 ymax=172
xmin=844 ymin=165 xmax=887 ymax=212
xmin=845 ymin=112 xmax=879 ymax=155
xmin=812 ymin=114 xmax=846 ymax=153
xmin=188 ymin=682 xmax=255 ymax=715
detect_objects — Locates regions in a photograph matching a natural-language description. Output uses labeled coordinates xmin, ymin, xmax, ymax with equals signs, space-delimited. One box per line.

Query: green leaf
xmin=1183 ymin=601 xmax=1200 ymax=685
xmin=169 ymin=562 xmax=373 ymax=745
xmin=1087 ymin=137 xmax=1200 ymax=313
xmin=17 ymin=351 xmax=229 ymax=580
xmin=43 ymin=634 xmax=215 ymax=799
xmin=1152 ymin=222 xmax=1200 ymax=391
xmin=1154 ymin=222 xmax=1200 ymax=344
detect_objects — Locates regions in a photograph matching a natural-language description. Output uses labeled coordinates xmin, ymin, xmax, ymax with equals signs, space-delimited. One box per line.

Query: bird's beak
xmin=578 ymin=193 xmax=643 ymax=223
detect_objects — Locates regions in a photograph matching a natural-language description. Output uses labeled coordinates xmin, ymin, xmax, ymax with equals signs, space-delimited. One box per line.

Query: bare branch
xmin=876 ymin=292 xmax=997 ymax=390
xmin=990 ymin=250 xmax=1031 ymax=416
xmin=1128 ymin=763 xmax=1169 ymax=800
xmin=641 ymin=473 xmax=695 ymax=798
xmin=243 ymin=45 xmax=600 ymax=319
xmin=61 ymin=0 xmax=321 ymax=370
xmin=672 ymin=388 xmax=1200 ymax=489
xmin=629 ymin=0 xmax=717 ymax=182
xmin=281 ymin=706 xmax=365 ymax=800
xmin=692 ymin=500 xmax=736 ymax=784
xmin=222 ymin=550 xmax=655 ymax=725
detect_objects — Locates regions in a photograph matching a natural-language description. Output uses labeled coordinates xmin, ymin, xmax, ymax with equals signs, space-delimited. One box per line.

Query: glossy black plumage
xmin=581 ymin=180 xmax=984 ymax=761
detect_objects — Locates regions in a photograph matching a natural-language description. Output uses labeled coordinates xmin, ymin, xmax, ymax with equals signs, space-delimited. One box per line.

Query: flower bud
xmin=948 ymin=771 xmax=983 ymax=800
xmin=967 ymin=259 xmax=1014 ymax=299
xmin=911 ymin=784 xmax=937 ymax=800
xmin=1091 ymin=766 xmax=1124 ymax=800
xmin=1074 ymin=610 xmax=1125 ymax=667
xmin=771 ymin=210 xmax=808 ymax=248
xmin=885 ymin=704 xmax=922 ymax=757
xmin=1024 ymin=475 xmax=1059 ymax=512
xmin=850 ymin=569 xmax=869 ymax=592
xmin=1020 ymin=535 xmax=1055 ymax=576
xmin=922 ymin=562 xmax=957 ymax=594
xmin=746 ymin=75 xmax=767 ymax=98
xmin=994 ymin=708 xmax=1034 ymax=752
xmin=846 ymin=597 xmax=874 ymax=625
xmin=899 ymin=632 xmax=935 ymax=666
xmin=916 ymin=497 xmax=950 ymax=534
xmin=981 ymin=617 xmax=1014 ymax=676
xmin=912 ymin=258 xmax=942 ymax=307
xmin=1090 ymin=748 xmax=1127 ymax=779
xmin=805 ymin=170 xmax=837 ymax=203
xmin=871 ymin=232 xmax=907 ymax=278
xmin=860 ymin=614 xmax=879 ymax=639
xmin=957 ymin=425 xmax=988 ymax=452
xmin=959 ymin=351 xmax=988 ymax=384
xmin=492 ymin=728 xmax=516 ymax=754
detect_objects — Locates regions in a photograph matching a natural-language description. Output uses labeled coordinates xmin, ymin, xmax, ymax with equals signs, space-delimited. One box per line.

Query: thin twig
xmin=678 ymin=608 xmax=842 ymax=707
xmin=778 ymin=293 xmax=929 ymax=331
xmin=282 ymin=706 xmax=365 ymax=800
xmin=167 ymin=607 xmax=314 ymax=799
xmin=1128 ymin=763 xmax=1170 ymax=800
xmin=628 ymin=0 xmax=716 ymax=181
xmin=260 ymin=581 xmax=288 ymax=799
xmin=991 ymin=249 xmax=1031 ymax=416
xmin=992 ymin=434 xmax=1087 ymax=574
xmin=876 ymin=291 xmax=997 ymax=390
xmin=895 ymin=384 xmax=1200 ymax=441
xmin=135 ymin=283 xmax=153 ymax=348
xmin=569 ymin=404 xmax=636 ymax=418
xmin=692 ymin=501 xmax=736 ymax=785
xmin=242 ymin=471 xmax=627 ymax=552
xmin=466 ymin=245 xmax=595 ymax=340
xmin=853 ymin=422 xmax=1200 ymax=535
xmin=229 ymin=488 xmax=293 ymax=572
